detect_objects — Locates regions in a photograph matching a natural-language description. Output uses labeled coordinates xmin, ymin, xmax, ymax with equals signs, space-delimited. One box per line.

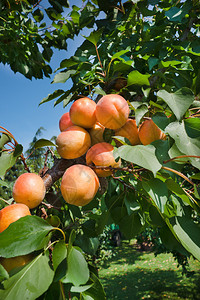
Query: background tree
xmin=0 ymin=0 xmax=200 ymax=299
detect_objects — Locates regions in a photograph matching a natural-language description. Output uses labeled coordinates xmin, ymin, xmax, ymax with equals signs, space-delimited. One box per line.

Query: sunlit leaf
xmin=157 ymin=88 xmax=194 ymax=121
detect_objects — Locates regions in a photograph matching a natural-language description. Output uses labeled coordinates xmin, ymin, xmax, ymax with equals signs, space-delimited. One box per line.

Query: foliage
xmin=0 ymin=0 xmax=200 ymax=299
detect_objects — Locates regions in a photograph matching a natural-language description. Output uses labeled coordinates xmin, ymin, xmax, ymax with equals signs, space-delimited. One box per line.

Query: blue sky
xmin=0 ymin=0 xmax=89 ymax=152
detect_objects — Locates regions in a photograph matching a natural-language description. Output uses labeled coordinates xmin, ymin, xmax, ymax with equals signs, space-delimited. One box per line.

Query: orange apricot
xmin=138 ymin=119 xmax=165 ymax=145
xmin=115 ymin=119 xmax=141 ymax=146
xmin=59 ymin=112 xmax=74 ymax=132
xmin=86 ymin=142 xmax=121 ymax=177
xmin=13 ymin=173 xmax=46 ymax=209
xmin=0 ymin=203 xmax=31 ymax=233
xmin=95 ymin=94 xmax=130 ymax=130
xmin=88 ymin=122 xmax=105 ymax=146
xmin=69 ymin=97 xmax=97 ymax=128
xmin=56 ymin=125 xmax=91 ymax=159
xmin=0 ymin=254 xmax=33 ymax=273
xmin=61 ymin=164 xmax=99 ymax=206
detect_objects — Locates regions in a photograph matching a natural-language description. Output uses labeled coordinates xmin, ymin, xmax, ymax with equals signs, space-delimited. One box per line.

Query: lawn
xmin=98 ymin=240 xmax=200 ymax=300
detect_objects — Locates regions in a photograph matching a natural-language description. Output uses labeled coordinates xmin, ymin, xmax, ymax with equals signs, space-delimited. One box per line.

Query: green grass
xmin=98 ymin=240 xmax=200 ymax=300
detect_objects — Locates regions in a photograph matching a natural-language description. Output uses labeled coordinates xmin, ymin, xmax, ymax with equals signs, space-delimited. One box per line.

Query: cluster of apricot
xmin=56 ymin=94 xmax=165 ymax=207
xmin=0 ymin=93 xmax=165 ymax=272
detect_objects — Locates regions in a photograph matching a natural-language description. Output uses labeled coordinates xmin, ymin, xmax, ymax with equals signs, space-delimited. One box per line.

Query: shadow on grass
xmin=101 ymin=241 xmax=146 ymax=269
xmin=101 ymin=268 xmax=200 ymax=300
xmin=99 ymin=241 xmax=200 ymax=300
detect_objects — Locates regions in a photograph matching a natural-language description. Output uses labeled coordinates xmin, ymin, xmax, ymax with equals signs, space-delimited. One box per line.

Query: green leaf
xmin=157 ymin=88 xmax=194 ymax=121
xmin=53 ymin=70 xmax=76 ymax=84
xmin=148 ymin=57 xmax=159 ymax=70
xmin=0 ymin=216 xmax=53 ymax=258
xmin=166 ymin=121 xmax=200 ymax=169
xmin=83 ymin=28 xmax=103 ymax=46
xmin=124 ymin=193 xmax=140 ymax=215
xmin=170 ymin=214 xmax=200 ymax=261
xmin=0 ymin=133 xmax=11 ymax=150
xmin=75 ymin=234 xmax=99 ymax=256
xmin=127 ymin=70 xmax=150 ymax=86
xmin=0 ymin=251 xmax=54 ymax=300
xmin=190 ymin=173 xmax=200 ymax=180
xmin=94 ymin=87 xmax=106 ymax=96
xmin=39 ymin=89 xmax=65 ymax=105
xmin=166 ymin=178 xmax=192 ymax=207
xmin=194 ymin=184 xmax=200 ymax=200
xmin=111 ymin=49 xmax=130 ymax=60
xmin=135 ymin=104 xmax=148 ymax=126
xmin=33 ymin=8 xmax=44 ymax=22
xmin=33 ymin=138 xmax=56 ymax=149
xmin=152 ymin=112 xmax=170 ymax=131
xmin=52 ymin=241 xmax=67 ymax=272
xmin=0 ymin=145 xmax=23 ymax=179
xmin=114 ymin=145 xmax=162 ymax=176
xmin=83 ymin=272 xmax=106 ymax=300
xmin=165 ymin=4 xmax=192 ymax=22
xmin=0 ymin=180 xmax=9 ymax=187
xmin=160 ymin=225 xmax=189 ymax=255
xmin=0 ymin=264 xmax=9 ymax=282
xmin=184 ymin=118 xmax=200 ymax=138
xmin=119 ymin=213 xmax=142 ymax=239
xmin=160 ymin=60 xmax=182 ymax=68
xmin=71 ymin=285 xmax=93 ymax=293
xmin=142 ymin=179 xmax=168 ymax=214
xmin=61 ymin=246 xmax=90 ymax=286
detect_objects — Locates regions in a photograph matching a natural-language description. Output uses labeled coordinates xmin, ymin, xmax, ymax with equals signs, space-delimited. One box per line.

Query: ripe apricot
xmin=115 ymin=119 xmax=141 ymax=146
xmin=88 ymin=122 xmax=105 ymax=146
xmin=13 ymin=173 xmax=46 ymax=209
xmin=139 ymin=119 xmax=165 ymax=145
xmin=61 ymin=164 xmax=99 ymax=206
xmin=86 ymin=142 xmax=121 ymax=177
xmin=0 ymin=254 xmax=33 ymax=273
xmin=59 ymin=112 xmax=74 ymax=132
xmin=69 ymin=97 xmax=97 ymax=128
xmin=56 ymin=125 xmax=91 ymax=159
xmin=0 ymin=203 xmax=31 ymax=233
xmin=95 ymin=94 xmax=130 ymax=130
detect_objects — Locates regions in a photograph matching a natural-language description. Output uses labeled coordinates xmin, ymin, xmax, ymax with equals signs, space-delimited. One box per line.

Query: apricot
xmin=69 ymin=97 xmax=97 ymax=128
xmin=59 ymin=112 xmax=74 ymax=132
xmin=115 ymin=119 xmax=141 ymax=146
xmin=88 ymin=122 xmax=105 ymax=146
xmin=0 ymin=203 xmax=31 ymax=233
xmin=95 ymin=94 xmax=130 ymax=130
xmin=56 ymin=125 xmax=91 ymax=159
xmin=138 ymin=119 xmax=166 ymax=145
xmin=13 ymin=173 xmax=46 ymax=209
xmin=61 ymin=164 xmax=99 ymax=206
xmin=0 ymin=254 xmax=33 ymax=273
xmin=86 ymin=142 xmax=121 ymax=177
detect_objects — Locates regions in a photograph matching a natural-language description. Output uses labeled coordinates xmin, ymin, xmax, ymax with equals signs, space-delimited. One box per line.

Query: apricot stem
xmin=161 ymin=166 xmax=194 ymax=186
xmin=0 ymin=197 xmax=11 ymax=205
xmin=95 ymin=44 xmax=106 ymax=77
xmin=183 ymin=188 xmax=200 ymax=208
xmin=163 ymin=155 xmax=200 ymax=164
xmin=53 ymin=227 xmax=66 ymax=242
xmin=59 ymin=282 xmax=66 ymax=300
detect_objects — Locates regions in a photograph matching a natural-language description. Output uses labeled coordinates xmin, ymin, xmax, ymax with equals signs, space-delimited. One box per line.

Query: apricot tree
xmin=0 ymin=0 xmax=200 ymax=299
